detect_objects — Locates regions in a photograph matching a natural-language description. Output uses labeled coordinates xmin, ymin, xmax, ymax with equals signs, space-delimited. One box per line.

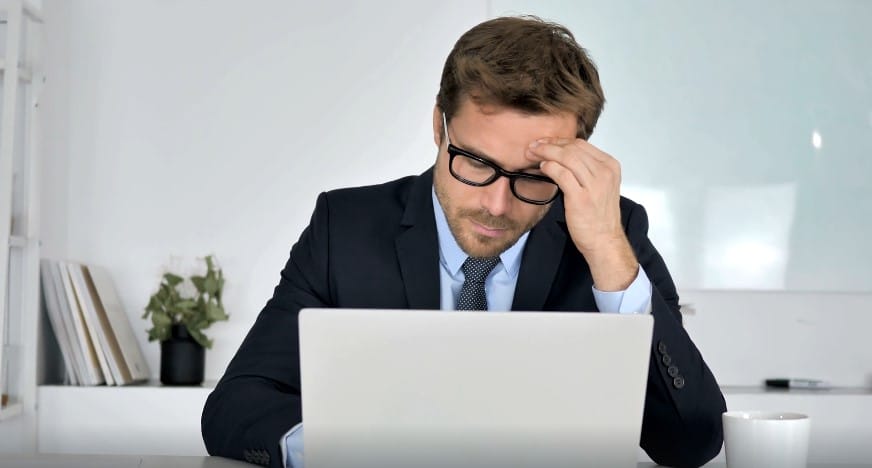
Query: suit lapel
xmin=512 ymin=199 xmax=568 ymax=311
xmin=394 ymin=171 xmax=571 ymax=311
xmin=395 ymin=168 xmax=441 ymax=309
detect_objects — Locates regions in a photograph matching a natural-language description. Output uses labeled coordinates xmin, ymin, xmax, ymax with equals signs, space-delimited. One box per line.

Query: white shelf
xmin=38 ymin=384 xmax=213 ymax=456
xmin=0 ymin=59 xmax=33 ymax=83
xmin=722 ymin=385 xmax=872 ymax=395
xmin=34 ymin=383 xmax=872 ymax=464
xmin=0 ymin=0 xmax=43 ymax=435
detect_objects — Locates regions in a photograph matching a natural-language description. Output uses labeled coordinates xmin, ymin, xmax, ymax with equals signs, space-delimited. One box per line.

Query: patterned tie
xmin=456 ymin=256 xmax=501 ymax=310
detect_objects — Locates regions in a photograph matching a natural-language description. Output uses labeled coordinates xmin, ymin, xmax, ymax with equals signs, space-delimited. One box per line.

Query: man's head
xmin=432 ymin=16 xmax=605 ymax=258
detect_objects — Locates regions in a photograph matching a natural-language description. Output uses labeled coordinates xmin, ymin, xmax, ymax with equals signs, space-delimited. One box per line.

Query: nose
xmin=480 ymin=176 xmax=514 ymax=217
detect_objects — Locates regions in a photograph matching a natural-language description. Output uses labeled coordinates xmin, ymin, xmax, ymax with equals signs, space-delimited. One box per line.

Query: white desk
xmin=0 ymin=454 xmax=251 ymax=467
xmin=0 ymin=455 xmax=868 ymax=467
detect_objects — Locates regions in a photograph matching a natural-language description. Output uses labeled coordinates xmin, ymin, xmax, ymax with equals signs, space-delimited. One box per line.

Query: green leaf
xmin=147 ymin=325 xmax=170 ymax=342
xmin=191 ymin=276 xmax=206 ymax=293
xmin=163 ymin=273 xmax=184 ymax=287
xmin=188 ymin=328 xmax=213 ymax=349
xmin=151 ymin=313 xmax=172 ymax=327
xmin=146 ymin=295 xmax=161 ymax=311
xmin=204 ymin=276 xmax=219 ymax=295
xmin=206 ymin=302 xmax=228 ymax=322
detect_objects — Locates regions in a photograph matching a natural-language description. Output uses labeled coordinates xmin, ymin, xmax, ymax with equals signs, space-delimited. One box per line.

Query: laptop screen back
xmin=299 ymin=309 xmax=653 ymax=468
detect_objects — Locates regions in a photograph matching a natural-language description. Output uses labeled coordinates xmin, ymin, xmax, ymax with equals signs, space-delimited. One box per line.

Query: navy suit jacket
xmin=202 ymin=168 xmax=726 ymax=468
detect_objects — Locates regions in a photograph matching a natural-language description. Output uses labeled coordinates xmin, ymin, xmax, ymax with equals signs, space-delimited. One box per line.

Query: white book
xmin=81 ymin=265 xmax=141 ymax=385
xmin=86 ymin=265 xmax=150 ymax=383
xmin=40 ymin=260 xmax=79 ymax=386
xmin=67 ymin=262 xmax=118 ymax=386
xmin=48 ymin=260 xmax=89 ymax=385
xmin=57 ymin=261 xmax=105 ymax=386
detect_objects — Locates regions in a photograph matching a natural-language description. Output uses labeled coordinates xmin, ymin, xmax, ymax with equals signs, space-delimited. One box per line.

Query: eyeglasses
xmin=442 ymin=113 xmax=560 ymax=205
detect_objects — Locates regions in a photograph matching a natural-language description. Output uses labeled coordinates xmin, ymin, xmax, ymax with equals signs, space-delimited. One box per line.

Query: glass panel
xmin=1 ymin=247 xmax=23 ymax=404
xmin=492 ymin=0 xmax=872 ymax=291
xmin=1 ymin=344 xmax=20 ymax=406
xmin=0 ymin=14 xmax=7 ymax=58
xmin=10 ymin=73 xmax=30 ymax=237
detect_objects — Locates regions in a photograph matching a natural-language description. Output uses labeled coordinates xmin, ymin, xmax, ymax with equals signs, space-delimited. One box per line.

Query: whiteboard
xmin=493 ymin=0 xmax=872 ymax=291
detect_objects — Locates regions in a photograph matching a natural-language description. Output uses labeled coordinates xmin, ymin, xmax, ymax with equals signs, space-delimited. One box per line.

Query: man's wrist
xmin=581 ymin=234 xmax=638 ymax=291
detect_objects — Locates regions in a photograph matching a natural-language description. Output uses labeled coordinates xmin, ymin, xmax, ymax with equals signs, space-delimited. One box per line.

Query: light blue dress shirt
xmin=282 ymin=189 xmax=653 ymax=468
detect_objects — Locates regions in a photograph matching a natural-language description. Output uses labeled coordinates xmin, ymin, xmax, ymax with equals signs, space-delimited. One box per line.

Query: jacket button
xmin=657 ymin=341 xmax=667 ymax=354
xmin=661 ymin=354 xmax=672 ymax=366
xmin=667 ymin=365 xmax=679 ymax=377
xmin=673 ymin=376 xmax=685 ymax=389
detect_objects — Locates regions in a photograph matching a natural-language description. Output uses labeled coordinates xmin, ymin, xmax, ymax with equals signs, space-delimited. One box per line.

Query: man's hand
xmin=526 ymin=138 xmax=638 ymax=291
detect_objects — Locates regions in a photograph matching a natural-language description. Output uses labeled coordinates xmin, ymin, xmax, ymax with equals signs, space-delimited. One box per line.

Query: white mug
xmin=722 ymin=411 xmax=810 ymax=468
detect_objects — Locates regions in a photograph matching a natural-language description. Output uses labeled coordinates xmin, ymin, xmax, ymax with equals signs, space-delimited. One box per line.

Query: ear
xmin=432 ymin=104 xmax=444 ymax=148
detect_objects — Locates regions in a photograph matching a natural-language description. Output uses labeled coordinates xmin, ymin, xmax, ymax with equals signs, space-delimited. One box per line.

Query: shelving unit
xmin=0 ymin=0 xmax=42 ymax=423
xmin=38 ymin=382 xmax=217 ymax=456
xmin=33 ymin=383 xmax=872 ymax=463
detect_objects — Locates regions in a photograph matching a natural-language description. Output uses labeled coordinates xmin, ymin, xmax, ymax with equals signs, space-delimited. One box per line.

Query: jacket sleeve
xmin=202 ymin=192 xmax=333 ymax=468
xmin=625 ymin=202 xmax=727 ymax=468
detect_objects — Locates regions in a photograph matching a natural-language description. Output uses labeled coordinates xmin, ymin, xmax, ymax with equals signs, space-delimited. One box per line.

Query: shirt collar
xmin=431 ymin=187 xmax=528 ymax=279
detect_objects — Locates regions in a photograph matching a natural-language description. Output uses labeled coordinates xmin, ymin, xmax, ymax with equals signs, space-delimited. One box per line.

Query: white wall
xmin=39 ymin=0 xmax=488 ymax=381
xmin=38 ymin=0 xmax=872 ymax=388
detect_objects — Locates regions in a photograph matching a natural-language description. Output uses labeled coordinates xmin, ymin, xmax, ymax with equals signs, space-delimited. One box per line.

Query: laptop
xmin=299 ymin=308 xmax=653 ymax=468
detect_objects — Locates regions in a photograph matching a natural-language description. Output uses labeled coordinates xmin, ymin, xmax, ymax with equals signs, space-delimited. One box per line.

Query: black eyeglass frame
xmin=442 ymin=113 xmax=561 ymax=205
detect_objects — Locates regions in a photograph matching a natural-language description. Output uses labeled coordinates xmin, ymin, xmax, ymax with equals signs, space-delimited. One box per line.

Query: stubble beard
xmin=434 ymin=181 xmax=548 ymax=258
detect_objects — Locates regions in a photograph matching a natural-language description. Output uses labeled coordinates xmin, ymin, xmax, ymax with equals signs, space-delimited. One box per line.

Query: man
xmin=202 ymin=16 xmax=726 ymax=468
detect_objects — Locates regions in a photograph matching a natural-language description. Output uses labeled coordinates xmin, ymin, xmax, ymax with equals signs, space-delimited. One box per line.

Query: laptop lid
xmin=299 ymin=308 xmax=653 ymax=468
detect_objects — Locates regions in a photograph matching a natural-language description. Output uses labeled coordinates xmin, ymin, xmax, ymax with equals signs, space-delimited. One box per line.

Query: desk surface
xmin=0 ymin=455 xmax=869 ymax=468
xmin=0 ymin=454 xmax=252 ymax=467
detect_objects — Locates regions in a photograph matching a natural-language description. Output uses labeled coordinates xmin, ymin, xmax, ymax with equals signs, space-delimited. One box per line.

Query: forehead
xmin=448 ymin=100 xmax=577 ymax=169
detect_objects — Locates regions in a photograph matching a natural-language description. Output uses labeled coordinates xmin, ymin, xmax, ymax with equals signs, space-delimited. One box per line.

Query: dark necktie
xmin=456 ymin=256 xmax=501 ymax=310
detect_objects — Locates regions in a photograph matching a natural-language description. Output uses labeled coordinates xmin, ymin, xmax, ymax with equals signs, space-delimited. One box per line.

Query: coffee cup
xmin=722 ymin=411 xmax=810 ymax=468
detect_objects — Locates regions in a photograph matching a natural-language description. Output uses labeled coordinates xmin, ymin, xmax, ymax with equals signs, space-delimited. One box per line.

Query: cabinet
xmin=0 ymin=0 xmax=42 ymax=422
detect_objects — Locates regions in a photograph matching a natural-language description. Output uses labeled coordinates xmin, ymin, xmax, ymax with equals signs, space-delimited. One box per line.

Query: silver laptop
xmin=299 ymin=308 xmax=653 ymax=468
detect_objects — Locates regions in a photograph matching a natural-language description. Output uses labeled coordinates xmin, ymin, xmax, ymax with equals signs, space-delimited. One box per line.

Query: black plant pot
xmin=160 ymin=324 xmax=205 ymax=386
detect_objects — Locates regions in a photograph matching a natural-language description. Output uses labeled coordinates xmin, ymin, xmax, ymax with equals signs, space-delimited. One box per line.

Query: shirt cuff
xmin=282 ymin=423 xmax=304 ymax=468
xmin=592 ymin=265 xmax=652 ymax=314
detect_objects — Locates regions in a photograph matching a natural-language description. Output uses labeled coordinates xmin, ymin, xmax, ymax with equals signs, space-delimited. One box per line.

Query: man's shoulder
xmin=317 ymin=169 xmax=432 ymax=221
xmin=618 ymin=195 xmax=650 ymax=233
xmin=325 ymin=172 xmax=421 ymax=203
xmin=618 ymin=195 xmax=642 ymax=212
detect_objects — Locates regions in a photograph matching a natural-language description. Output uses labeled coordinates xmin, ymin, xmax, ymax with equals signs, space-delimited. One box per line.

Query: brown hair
xmin=436 ymin=16 xmax=605 ymax=139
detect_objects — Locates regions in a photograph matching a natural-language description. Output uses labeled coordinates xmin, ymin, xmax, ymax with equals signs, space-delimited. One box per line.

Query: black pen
xmin=765 ymin=378 xmax=830 ymax=389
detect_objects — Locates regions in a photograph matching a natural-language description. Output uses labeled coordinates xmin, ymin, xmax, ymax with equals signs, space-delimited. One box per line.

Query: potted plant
xmin=143 ymin=255 xmax=229 ymax=385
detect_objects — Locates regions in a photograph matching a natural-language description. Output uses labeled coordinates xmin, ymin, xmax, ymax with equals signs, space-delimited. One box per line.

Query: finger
xmin=538 ymin=159 xmax=588 ymax=196
xmin=528 ymin=139 xmax=610 ymax=183
xmin=533 ymin=136 xmax=576 ymax=147
xmin=572 ymin=139 xmax=615 ymax=165
xmin=529 ymin=138 xmax=604 ymax=167
xmin=567 ymin=139 xmax=622 ymax=178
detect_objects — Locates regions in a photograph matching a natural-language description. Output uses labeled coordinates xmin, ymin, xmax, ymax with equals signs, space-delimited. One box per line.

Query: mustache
xmin=459 ymin=209 xmax=519 ymax=230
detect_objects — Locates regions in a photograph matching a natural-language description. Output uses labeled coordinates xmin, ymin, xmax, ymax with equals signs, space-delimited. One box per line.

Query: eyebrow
xmin=470 ymin=144 xmax=541 ymax=173
xmin=450 ymin=133 xmax=542 ymax=173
